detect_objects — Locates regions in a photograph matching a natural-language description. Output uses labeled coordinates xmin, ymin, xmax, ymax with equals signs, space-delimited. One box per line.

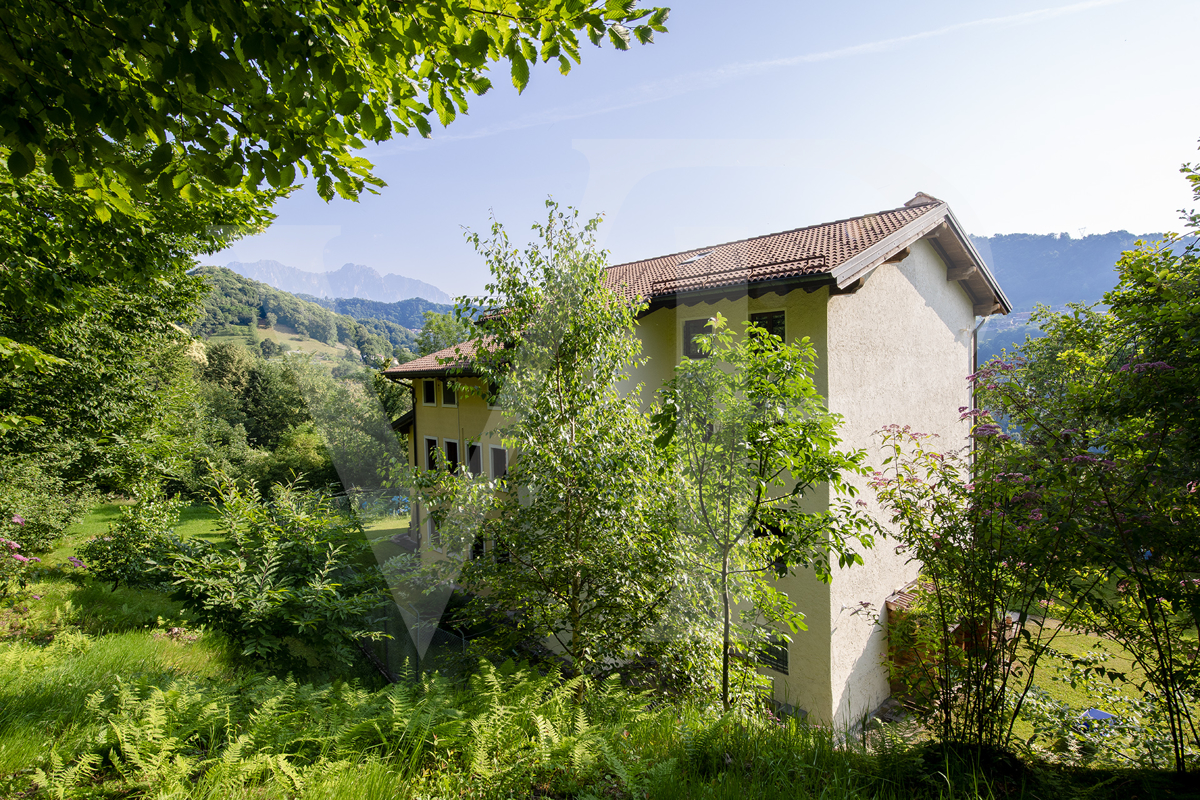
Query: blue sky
xmin=214 ymin=0 xmax=1200 ymax=298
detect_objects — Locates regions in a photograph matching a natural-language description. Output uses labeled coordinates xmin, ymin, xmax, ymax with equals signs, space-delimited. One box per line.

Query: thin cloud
xmin=377 ymin=0 xmax=1127 ymax=153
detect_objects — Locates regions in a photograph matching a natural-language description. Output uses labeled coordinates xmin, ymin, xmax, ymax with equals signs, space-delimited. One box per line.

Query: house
xmin=383 ymin=193 xmax=1010 ymax=726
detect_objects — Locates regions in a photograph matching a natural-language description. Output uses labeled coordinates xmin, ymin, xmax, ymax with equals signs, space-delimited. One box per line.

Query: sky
xmin=213 ymin=0 xmax=1200 ymax=299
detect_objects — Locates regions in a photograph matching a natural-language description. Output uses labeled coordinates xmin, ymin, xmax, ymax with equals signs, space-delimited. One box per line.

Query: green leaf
xmin=180 ymin=183 xmax=202 ymax=202
xmin=49 ymin=156 xmax=73 ymax=188
xmin=335 ymin=91 xmax=360 ymax=116
xmin=510 ymin=55 xmax=529 ymax=93
xmin=6 ymin=149 xmax=32 ymax=178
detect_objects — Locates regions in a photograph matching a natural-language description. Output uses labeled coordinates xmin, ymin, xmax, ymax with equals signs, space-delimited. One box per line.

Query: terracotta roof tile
xmin=386 ymin=199 xmax=950 ymax=378
xmin=384 ymin=339 xmax=479 ymax=377
xmin=602 ymin=201 xmax=941 ymax=300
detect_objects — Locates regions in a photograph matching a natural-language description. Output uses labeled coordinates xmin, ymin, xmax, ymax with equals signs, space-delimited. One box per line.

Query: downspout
xmin=970 ymin=315 xmax=990 ymax=410
xmin=969 ymin=315 xmax=990 ymax=462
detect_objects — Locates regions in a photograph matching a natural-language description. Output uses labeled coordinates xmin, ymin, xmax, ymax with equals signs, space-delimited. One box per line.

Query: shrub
xmin=0 ymin=457 xmax=93 ymax=552
xmin=167 ymin=476 xmax=387 ymax=671
xmin=77 ymin=492 xmax=183 ymax=591
xmin=0 ymin=517 xmax=42 ymax=607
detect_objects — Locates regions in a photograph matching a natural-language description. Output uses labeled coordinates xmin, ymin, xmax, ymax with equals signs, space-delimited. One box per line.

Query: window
xmin=468 ymin=444 xmax=482 ymax=476
xmin=422 ymin=379 xmax=436 ymax=406
xmin=425 ymin=437 xmax=439 ymax=470
xmin=442 ymin=380 xmax=457 ymax=407
xmin=471 ymin=535 xmax=484 ymax=560
xmin=427 ymin=516 xmax=441 ymax=549
xmin=487 ymin=380 xmax=502 ymax=409
xmin=759 ymin=634 xmax=789 ymax=674
xmin=490 ymin=447 xmax=508 ymax=480
xmin=683 ymin=318 xmax=713 ymax=359
xmin=750 ymin=311 xmax=786 ymax=342
xmin=444 ymin=440 xmax=460 ymax=472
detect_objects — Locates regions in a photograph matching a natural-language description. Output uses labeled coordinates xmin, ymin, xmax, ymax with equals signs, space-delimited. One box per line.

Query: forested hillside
xmin=971 ymin=230 xmax=1164 ymax=362
xmin=190 ymin=266 xmax=418 ymax=363
xmin=300 ymin=294 xmax=453 ymax=329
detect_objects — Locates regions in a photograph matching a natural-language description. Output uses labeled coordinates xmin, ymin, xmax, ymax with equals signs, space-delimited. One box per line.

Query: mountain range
xmin=224 ymin=260 xmax=452 ymax=304
xmin=970 ymin=229 xmax=1165 ymax=362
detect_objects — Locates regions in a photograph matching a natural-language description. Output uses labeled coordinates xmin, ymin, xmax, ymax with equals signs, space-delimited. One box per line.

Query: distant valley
xmin=970 ymin=230 xmax=1163 ymax=362
xmin=225 ymin=260 xmax=452 ymax=305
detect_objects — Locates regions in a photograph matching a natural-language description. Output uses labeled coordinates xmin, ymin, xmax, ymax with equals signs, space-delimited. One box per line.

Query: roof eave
xmin=941 ymin=207 xmax=1013 ymax=315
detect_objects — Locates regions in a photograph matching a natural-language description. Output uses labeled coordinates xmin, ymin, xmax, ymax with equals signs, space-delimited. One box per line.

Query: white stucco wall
xmin=821 ymin=238 xmax=975 ymax=727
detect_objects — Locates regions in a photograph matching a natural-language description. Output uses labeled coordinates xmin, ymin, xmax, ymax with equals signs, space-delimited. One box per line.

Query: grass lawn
xmin=54 ymin=502 xmax=225 ymax=564
xmin=206 ymin=322 xmax=356 ymax=361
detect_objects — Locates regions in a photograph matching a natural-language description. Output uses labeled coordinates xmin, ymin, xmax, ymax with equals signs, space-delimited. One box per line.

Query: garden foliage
xmin=0 ymin=456 xmax=93 ymax=552
xmin=77 ymin=491 xmax=183 ymax=592
xmin=167 ymin=477 xmax=388 ymax=670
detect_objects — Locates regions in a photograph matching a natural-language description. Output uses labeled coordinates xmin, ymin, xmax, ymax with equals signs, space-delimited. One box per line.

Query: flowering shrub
xmin=872 ymin=421 xmax=1089 ymax=749
xmin=0 ymin=456 xmax=94 ymax=552
xmin=1 ymin=516 xmax=42 ymax=607
xmin=77 ymin=492 xmax=183 ymax=591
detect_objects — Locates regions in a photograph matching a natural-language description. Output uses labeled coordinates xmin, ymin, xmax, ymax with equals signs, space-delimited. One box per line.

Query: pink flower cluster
xmin=1118 ymin=361 xmax=1175 ymax=374
xmin=2 ymin=537 xmax=40 ymax=564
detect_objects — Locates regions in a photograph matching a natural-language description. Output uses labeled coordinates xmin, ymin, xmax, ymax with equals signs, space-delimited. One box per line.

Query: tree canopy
xmin=1 ymin=0 xmax=669 ymax=207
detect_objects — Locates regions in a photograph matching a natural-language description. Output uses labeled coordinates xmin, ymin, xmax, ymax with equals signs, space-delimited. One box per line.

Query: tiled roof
xmin=602 ymin=200 xmax=942 ymax=301
xmin=384 ymin=195 xmax=1006 ymax=379
xmin=384 ymin=339 xmax=479 ymax=377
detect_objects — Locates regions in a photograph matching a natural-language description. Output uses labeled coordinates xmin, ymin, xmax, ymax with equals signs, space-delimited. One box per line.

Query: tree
xmin=398 ymin=201 xmax=678 ymax=679
xmin=970 ymin=164 xmax=1200 ymax=772
xmin=415 ymin=310 xmax=474 ymax=356
xmin=0 ymin=162 xmax=271 ymax=433
xmin=1 ymin=1 xmax=668 ymax=391
xmin=0 ymin=273 xmax=207 ymax=492
xmin=652 ymin=314 xmax=875 ymax=710
xmin=1 ymin=0 xmax=668 ymax=206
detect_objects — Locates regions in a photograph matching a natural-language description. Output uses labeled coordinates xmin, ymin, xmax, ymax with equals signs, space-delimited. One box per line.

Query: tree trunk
xmin=721 ymin=550 xmax=731 ymax=711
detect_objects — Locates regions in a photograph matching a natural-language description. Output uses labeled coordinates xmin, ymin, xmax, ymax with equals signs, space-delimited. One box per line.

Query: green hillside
xmin=299 ymin=294 xmax=453 ymax=329
xmin=190 ymin=266 xmax=418 ymax=362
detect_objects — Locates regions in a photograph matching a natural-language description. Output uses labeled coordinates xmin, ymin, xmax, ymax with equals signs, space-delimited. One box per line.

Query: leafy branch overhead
xmin=0 ymin=0 xmax=670 ymax=208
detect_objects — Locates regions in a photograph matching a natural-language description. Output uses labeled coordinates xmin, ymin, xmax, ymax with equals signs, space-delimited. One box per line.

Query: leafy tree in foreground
xmin=653 ymin=313 xmax=875 ymax=710
xmin=396 ymin=202 xmax=678 ymax=680
xmin=971 ymin=164 xmax=1200 ymax=772
xmin=2 ymin=0 xmax=669 ymax=205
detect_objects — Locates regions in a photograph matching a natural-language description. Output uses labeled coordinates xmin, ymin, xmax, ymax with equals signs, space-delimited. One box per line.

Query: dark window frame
xmin=683 ymin=318 xmax=713 ymax=360
xmin=750 ymin=310 xmax=786 ymax=342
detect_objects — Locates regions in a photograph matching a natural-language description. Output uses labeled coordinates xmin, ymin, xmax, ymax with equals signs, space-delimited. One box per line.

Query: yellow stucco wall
xmin=410 ymin=377 xmax=509 ymax=551
xmin=822 ymin=238 xmax=975 ymax=726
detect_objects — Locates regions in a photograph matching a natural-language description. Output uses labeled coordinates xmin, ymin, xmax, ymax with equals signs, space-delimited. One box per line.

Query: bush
xmin=167 ymin=477 xmax=387 ymax=672
xmin=76 ymin=492 xmax=183 ymax=591
xmin=0 ymin=517 xmax=42 ymax=607
xmin=0 ymin=457 xmax=93 ymax=552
